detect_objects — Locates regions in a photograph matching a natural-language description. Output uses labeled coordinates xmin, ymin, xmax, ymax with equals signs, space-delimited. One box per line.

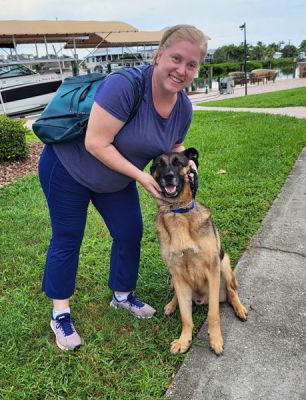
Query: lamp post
xmin=239 ymin=22 xmax=247 ymax=96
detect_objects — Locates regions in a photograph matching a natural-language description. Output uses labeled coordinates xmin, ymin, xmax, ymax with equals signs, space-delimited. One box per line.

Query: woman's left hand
xmin=188 ymin=159 xmax=197 ymax=172
xmin=188 ymin=160 xmax=197 ymax=183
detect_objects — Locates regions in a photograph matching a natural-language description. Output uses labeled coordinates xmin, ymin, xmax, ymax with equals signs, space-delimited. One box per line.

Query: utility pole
xmin=239 ymin=22 xmax=248 ymax=96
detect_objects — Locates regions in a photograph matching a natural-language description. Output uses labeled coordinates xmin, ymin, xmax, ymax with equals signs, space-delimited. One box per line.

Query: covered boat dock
xmin=0 ymin=20 xmax=163 ymax=59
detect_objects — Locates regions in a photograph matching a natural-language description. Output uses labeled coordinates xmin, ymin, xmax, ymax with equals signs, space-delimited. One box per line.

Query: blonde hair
xmin=153 ymin=24 xmax=208 ymax=65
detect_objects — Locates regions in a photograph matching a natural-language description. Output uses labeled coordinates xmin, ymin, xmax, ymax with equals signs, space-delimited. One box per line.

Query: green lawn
xmin=199 ymin=86 xmax=306 ymax=108
xmin=25 ymin=128 xmax=41 ymax=143
xmin=1 ymin=111 xmax=306 ymax=399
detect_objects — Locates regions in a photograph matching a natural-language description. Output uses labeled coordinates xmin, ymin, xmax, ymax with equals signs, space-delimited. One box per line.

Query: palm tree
xmin=282 ymin=44 xmax=298 ymax=58
xmin=249 ymin=41 xmax=266 ymax=60
xmin=299 ymin=40 xmax=306 ymax=52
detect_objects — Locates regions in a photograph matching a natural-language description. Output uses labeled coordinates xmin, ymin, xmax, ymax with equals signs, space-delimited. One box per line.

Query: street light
xmin=239 ymin=22 xmax=247 ymax=96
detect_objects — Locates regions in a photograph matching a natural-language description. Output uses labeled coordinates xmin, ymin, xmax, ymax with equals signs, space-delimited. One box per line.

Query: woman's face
xmin=154 ymin=40 xmax=202 ymax=94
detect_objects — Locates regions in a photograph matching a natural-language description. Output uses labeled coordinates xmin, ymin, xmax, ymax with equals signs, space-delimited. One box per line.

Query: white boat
xmin=0 ymin=63 xmax=65 ymax=116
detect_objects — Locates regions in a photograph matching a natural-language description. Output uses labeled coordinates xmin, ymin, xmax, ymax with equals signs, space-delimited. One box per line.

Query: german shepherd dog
xmin=150 ymin=148 xmax=248 ymax=355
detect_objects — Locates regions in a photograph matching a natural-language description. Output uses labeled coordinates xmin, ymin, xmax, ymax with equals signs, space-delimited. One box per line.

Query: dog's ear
xmin=184 ymin=147 xmax=199 ymax=168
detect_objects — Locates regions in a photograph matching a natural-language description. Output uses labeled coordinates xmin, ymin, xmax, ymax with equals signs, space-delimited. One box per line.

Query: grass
xmin=25 ymin=124 xmax=41 ymax=143
xmin=1 ymin=111 xmax=306 ymax=399
xmin=199 ymin=86 xmax=306 ymax=108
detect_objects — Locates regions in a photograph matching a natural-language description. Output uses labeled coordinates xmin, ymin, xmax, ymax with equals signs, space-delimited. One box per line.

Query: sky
xmin=1 ymin=0 xmax=305 ymax=58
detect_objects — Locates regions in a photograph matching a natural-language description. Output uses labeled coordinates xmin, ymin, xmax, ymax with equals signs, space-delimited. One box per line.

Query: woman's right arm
xmin=85 ymin=102 xmax=161 ymax=198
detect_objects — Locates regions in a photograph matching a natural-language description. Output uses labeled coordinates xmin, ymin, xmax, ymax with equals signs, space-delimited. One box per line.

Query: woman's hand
xmin=188 ymin=159 xmax=197 ymax=172
xmin=188 ymin=160 xmax=197 ymax=183
xmin=137 ymin=172 xmax=162 ymax=198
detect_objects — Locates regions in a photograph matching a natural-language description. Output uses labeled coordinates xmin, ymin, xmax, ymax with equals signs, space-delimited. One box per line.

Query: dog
xmin=150 ymin=147 xmax=248 ymax=355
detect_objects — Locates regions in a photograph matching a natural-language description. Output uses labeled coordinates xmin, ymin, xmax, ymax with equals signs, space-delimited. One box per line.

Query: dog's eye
xmin=156 ymin=158 xmax=166 ymax=168
xmin=172 ymin=157 xmax=184 ymax=167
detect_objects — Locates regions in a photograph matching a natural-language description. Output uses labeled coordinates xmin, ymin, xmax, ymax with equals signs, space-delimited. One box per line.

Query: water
xmin=277 ymin=67 xmax=300 ymax=80
xmin=206 ymin=67 xmax=301 ymax=90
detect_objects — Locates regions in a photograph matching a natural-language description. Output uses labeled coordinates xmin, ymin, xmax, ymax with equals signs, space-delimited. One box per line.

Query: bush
xmin=247 ymin=60 xmax=263 ymax=71
xmin=0 ymin=115 xmax=29 ymax=161
xmin=212 ymin=62 xmax=242 ymax=75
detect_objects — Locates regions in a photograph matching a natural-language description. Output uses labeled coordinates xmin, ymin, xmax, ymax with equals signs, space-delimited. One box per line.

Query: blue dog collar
xmin=172 ymin=200 xmax=196 ymax=214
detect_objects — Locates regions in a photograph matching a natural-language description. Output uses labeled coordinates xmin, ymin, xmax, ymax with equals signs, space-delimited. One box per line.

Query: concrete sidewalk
xmin=190 ymin=77 xmax=306 ymax=102
xmin=190 ymin=78 xmax=306 ymax=118
xmin=165 ymin=148 xmax=306 ymax=400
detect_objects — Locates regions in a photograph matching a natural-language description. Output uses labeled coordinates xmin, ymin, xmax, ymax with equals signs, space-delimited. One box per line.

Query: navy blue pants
xmin=38 ymin=145 xmax=143 ymax=299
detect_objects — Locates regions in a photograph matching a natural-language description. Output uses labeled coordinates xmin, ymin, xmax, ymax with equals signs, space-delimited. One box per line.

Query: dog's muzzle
xmin=159 ymin=171 xmax=181 ymax=198
xmin=163 ymin=183 xmax=178 ymax=197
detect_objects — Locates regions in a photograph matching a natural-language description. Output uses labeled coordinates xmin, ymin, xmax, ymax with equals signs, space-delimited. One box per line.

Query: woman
xmin=38 ymin=24 xmax=208 ymax=350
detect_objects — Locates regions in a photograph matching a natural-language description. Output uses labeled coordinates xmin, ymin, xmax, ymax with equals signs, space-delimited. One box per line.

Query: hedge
xmin=0 ymin=115 xmax=29 ymax=161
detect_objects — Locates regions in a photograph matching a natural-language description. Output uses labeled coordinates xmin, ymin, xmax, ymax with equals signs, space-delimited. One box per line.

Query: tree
xmin=210 ymin=40 xmax=299 ymax=64
xmin=249 ymin=41 xmax=266 ymax=60
xmin=299 ymin=40 xmax=306 ymax=52
xmin=212 ymin=44 xmax=244 ymax=63
xmin=281 ymin=44 xmax=298 ymax=58
xmin=264 ymin=43 xmax=279 ymax=61
xmin=213 ymin=45 xmax=230 ymax=63
xmin=225 ymin=44 xmax=242 ymax=61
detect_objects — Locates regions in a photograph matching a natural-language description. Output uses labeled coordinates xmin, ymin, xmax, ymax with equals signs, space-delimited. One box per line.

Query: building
xmin=273 ymin=52 xmax=283 ymax=59
xmin=298 ymin=51 xmax=306 ymax=61
xmin=84 ymin=46 xmax=157 ymax=73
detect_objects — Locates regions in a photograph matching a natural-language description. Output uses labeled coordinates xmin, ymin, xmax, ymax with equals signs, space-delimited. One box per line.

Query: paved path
xmin=190 ymin=78 xmax=306 ymax=118
xmin=165 ymin=148 xmax=306 ymax=400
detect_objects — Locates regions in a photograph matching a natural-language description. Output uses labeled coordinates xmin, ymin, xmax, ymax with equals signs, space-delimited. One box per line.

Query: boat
xmin=0 ymin=62 xmax=69 ymax=116
xmin=0 ymin=21 xmax=165 ymax=116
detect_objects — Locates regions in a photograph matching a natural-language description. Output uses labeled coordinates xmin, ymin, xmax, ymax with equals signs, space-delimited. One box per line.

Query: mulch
xmin=0 ymin=142 xmax=44 ymax=189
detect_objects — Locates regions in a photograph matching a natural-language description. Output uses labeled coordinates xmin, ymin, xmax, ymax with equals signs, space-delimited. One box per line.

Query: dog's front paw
xmin=209 ymin=334 xmax=224 ymax=355
xmin=170 ymin=338 xmax=191 ymax=354
xmin=235 ymin=304 xmax=248 ymax=321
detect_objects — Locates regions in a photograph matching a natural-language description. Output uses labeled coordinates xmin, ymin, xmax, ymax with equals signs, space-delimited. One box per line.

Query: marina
xmin=0 ymin=20 xmax=163 ymax=116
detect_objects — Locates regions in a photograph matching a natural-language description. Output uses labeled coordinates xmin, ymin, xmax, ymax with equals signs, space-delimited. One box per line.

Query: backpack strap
xmin=109 ymin=67 xmax=145 ymax=123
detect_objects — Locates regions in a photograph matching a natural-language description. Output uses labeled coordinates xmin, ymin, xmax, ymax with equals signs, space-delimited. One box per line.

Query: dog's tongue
xmin=165 ymin=184 xmax=176 ymax=194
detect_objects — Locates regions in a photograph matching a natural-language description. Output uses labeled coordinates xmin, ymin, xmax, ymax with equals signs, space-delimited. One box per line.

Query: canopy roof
xmin=0 ymin=20 xmax=162 ymax=48
xmin=65 ymin=31 xmax=163 ymax=48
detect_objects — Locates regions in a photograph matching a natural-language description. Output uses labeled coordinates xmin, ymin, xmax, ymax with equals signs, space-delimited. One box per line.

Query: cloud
xmin=0 ymin=0 xmax=45 ymax=19
xmin=0 ymin=0 xmax=305 ymax=49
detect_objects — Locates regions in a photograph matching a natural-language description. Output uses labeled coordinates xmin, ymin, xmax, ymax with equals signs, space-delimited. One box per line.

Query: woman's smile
xmin=169 ymin=74 xmax=184 ymax=84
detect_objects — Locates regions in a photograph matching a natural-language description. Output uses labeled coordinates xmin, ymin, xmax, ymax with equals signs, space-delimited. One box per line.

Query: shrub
xmin=212 ymin=62 xmax=242 ymax=75
xmin=247 ymin=61 xmax=263 ymax=71
xmin=0 ymin=115 xmax=29 ymax=161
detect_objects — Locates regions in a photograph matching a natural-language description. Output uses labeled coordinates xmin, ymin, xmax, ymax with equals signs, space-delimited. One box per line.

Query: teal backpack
xmin=32 ymin=68 xmax=144 ymax=144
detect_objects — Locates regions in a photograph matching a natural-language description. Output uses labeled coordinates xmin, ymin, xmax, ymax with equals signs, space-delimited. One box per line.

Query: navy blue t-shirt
xmin=53 ymin=65 xmax=192 ymax=193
